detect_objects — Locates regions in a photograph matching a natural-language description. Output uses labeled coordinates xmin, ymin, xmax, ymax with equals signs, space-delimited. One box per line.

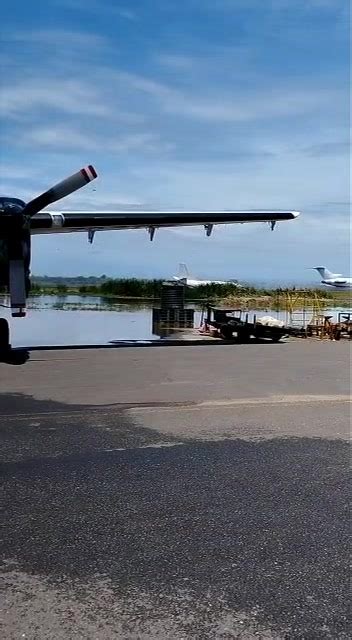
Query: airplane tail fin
xmin=178 ymin=263 xmax=190 ymax=278
xmin=313 ymin=266 xmax=342 ymax=280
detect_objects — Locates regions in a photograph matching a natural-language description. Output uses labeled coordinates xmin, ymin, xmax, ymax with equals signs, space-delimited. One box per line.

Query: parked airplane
xmin=0 ymin=164 xmax=299 ymax=347
xmin=173 ymin=263 xmax=241 ymax=287
xmin=312 ymin=267 xmax=352 ymax=289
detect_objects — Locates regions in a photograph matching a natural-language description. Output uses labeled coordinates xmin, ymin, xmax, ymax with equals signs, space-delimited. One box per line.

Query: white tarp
xmin=257 ymin=315 xmax=285 ymax=328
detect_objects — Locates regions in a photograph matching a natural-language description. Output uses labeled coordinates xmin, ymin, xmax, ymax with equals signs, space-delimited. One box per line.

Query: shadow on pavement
xmin=0 ymin=391 xmax=349 ymax=638
xmin=1 ymin=338 xmax=285 ymax=366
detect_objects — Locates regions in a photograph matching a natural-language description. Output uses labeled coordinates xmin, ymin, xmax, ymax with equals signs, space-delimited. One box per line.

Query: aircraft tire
xmin=0 ymin=318 xmax=10 ymax=350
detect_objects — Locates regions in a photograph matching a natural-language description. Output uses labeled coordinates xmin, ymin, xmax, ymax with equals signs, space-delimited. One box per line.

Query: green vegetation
xmin=25 ymin=277 xmax=351 ymax=305
xmin=2 ymin=276 xmax=350 ymax=308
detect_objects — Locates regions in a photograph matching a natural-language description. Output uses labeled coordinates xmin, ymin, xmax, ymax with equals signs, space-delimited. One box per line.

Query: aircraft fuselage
xmin=321 ymin=279 xmax=352 ymax=289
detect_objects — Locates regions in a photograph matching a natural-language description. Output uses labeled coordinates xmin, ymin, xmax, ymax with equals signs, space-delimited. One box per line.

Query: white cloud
xmin=0 ymin=166 xmax=40 ymax=181
xmin=156 ymin=53 xmax=196 ymax=70
xmin=115 ymin=8 xmax=137 ymax=21
xmin=192 ymin=0 xmax=346 ymax=11
xmin=56 ymin=0 xmax=137 ymax=20
xmin=16 ymin=126 xmax=173 ymax=155
xmin=0 ymin=79 xmax=111 ymax=119
xmin=20 ymin=127 xmax=103 ymax=151
xmin=123 ymin=150 xmax=349 ymax=214
xmin=6 ymin=28 xmax=111 ymax=49
xmin=117 ymin=71 xmax=344 ymax=123
xmin=2 ymin=63 xmax=345 ymax=133
xmin=303 ymin=142 xmax=350 ymax=157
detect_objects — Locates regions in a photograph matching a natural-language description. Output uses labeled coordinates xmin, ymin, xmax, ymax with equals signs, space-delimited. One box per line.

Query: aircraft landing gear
xmin=0 ymin=318 xmax=10 ymax=351
xmin=0 ymin=318 xmax=28 ymax=364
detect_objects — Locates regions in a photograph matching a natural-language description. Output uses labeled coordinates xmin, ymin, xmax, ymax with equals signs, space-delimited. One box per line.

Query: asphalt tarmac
xmin=0 ymin=341 xmax=350 ymax=639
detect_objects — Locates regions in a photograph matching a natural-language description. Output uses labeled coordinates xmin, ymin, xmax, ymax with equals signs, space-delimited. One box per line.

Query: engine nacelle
xmin=0 ymin=198 xmax=31 ymax=294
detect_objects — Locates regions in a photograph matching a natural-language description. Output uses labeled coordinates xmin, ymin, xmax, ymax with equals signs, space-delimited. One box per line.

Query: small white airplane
xmin=312 ymin=266 xmax=352 ymax=289
xmin=173 ymin=263 xmax=242 ymax=287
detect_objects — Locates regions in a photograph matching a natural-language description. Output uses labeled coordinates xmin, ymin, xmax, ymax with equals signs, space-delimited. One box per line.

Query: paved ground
xmin=0 ymin=341 xmax=350 ymax=639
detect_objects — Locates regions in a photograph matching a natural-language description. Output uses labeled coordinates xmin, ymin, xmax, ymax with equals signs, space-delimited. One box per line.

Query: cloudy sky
xmin=1 ymin=0 xmax=350 ymax=284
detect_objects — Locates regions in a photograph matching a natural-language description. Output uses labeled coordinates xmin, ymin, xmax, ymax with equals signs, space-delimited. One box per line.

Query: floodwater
xmin=0 ymin=295 xmax=350 ymax=348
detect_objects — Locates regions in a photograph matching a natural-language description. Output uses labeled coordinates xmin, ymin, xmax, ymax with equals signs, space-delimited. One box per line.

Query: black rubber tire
xmin=219 ymin=324 xmax=234 ymax=340
xmin=237 ymin=329 xmax=251 ymax=343
xmin=0 ymin=318 xmax=10 ymax=349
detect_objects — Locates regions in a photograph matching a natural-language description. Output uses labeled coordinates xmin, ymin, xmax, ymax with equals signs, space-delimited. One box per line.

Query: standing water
xmin=0 ymin=295 xmax=350 ymax=347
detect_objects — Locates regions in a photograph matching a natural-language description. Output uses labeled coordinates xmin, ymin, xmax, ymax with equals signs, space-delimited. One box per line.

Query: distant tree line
xmin=27 ymin=277 xmax=337 ymax=300
xmin=33 ymin=275 xmax=108 ymax=285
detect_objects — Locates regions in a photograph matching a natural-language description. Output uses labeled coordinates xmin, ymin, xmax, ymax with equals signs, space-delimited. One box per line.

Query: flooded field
xmin=0 ymin=295 xmax=350 ymax=348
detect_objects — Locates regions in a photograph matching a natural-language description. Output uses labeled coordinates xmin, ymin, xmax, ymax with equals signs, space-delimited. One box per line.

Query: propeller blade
xmin=23 ymin=165 xmax=97 ymax=216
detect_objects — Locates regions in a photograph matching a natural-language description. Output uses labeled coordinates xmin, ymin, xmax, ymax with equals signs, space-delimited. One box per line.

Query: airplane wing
xmin=30 ymin=210 xmax=300 ymax=235
xmin=13 ymin=165 xmax=298 ymax=235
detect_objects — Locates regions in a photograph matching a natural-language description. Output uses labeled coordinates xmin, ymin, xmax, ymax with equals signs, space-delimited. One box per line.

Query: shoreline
xmin=26 ymin=289 xmax=352 ymax=308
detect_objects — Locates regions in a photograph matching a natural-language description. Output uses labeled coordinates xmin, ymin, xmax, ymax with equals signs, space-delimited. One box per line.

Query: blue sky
xmin=1 ymin=0 xmax=350 ymax=284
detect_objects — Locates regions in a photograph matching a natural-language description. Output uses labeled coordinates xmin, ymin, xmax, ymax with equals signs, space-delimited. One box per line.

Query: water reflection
xmin=0 ymin=295 xmax=202 ymax=347
xmin=0 ymin=295 xmax=350 ymax=348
